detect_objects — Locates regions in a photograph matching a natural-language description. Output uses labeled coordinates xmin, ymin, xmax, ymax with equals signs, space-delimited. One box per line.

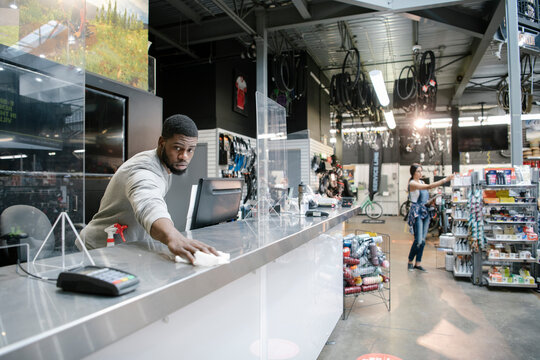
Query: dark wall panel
xmin=157 ymin=64 xmax=217 ymax=131
xmin=86 ymin=73 xmax=163 ymax=159
xmin=215 ymin=60 xmax=256 ymax=137
xmin=306 ymin=55 xmax=323 ymax=141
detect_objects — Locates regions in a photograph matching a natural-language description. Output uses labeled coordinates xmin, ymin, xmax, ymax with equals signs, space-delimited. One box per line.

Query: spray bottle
xmin=104 ymin=225 xmax=117 ymax=247
xmin=104 ymin=223 xmax=128 ymax=247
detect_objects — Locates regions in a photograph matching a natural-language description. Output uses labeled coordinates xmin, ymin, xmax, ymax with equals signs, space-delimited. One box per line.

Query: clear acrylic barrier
xmin=0 ymin=1 xmax=89 ymax=276
xmin=255 ymin=92 xmax=288 ymax=220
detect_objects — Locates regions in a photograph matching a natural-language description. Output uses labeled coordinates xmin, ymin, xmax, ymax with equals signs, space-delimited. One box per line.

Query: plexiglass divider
xmin=255 ymin=91 xmax=289 ymax=220
xmin=0 ymin=1 xmax=91 ymax=276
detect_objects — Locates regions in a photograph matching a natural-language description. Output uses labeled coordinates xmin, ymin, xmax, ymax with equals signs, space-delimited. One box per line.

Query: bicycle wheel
xmin=365 ymin=202 xmax=383 ymax=219
xmin=428 ymin=215 xmax=438 ymax=233
xmin=399 ymin=201 xmax=409 ymax=217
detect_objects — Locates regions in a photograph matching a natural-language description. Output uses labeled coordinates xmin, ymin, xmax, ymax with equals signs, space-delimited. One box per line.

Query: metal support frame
xmin=210 ymin=0 xmax=258 ymax=37
xmin=292 ymin=0 xmax=312 ymax=20
xmin=506 ymin=0 xmax=524 ymax=166
xmin=256 ymin=10 xmax=267 ymax=97
xmin=451 ymin=106 xmax=460 ymax=173
xmin=148 ymin=26 xmax=199 ymax=59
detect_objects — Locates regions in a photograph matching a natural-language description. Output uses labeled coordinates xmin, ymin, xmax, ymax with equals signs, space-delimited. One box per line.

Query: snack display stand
xmin=342 ymin=230 xmax=391 ymax=320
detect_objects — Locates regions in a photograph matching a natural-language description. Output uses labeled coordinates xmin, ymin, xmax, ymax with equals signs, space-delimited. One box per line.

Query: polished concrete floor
xmin=318 ymin=216 xmax=540 ymax=360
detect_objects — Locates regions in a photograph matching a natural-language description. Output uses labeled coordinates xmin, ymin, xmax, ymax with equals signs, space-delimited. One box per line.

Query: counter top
xmin=0 ymin=206 xmax=359 ymax=359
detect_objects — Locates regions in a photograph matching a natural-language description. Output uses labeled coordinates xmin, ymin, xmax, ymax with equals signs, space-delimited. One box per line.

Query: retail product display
xmin=479 ymin=167 xmax=538 ymax=288
xmin=450 ymin=176 xmax=474 ymax=277
xmin=342 ymin=231 xmax=390 ymax=319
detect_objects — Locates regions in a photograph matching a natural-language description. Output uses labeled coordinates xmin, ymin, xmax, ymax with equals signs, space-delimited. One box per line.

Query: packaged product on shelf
xmin=344 ymin=267 xmax=355 ymax=286
xmin=344 ymin=286 xmax=363 ymax=295
xmin=362 ymin=275 xmax=383 ymax=285
xmin=519 ymin=267 xmax=531 ymax=278
xmin=512 ymin=275 xmax=524 ymax=284
xmin=361 ymin=284 xmax=379 ymax=292
xmin=488 ymin=249 xmax=500 ymax=258
xmin=343 ymin=247 xmax=350 ymax=257
xmin=344 ymin=257 xmax=360 ymax=265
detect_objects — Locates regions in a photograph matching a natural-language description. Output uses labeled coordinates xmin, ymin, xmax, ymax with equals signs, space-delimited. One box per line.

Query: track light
xmin=369 ymin=70 xmax=390 ymax=107
xmin=384 ymin=111 xmax=396 ymax=129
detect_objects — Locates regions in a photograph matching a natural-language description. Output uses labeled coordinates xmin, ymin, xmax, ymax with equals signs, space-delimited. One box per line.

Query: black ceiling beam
xmin=209 ymin=0 xmax=258 ymax=37
xmin=292 ymin=0 xmax=312 ymax=20
xmin=335 ymin=0 xmax=485 ymax=12
xmin=450 ymin=0 xmax=505 ymax=105
xmin=157 ymin=1 xmax=377 ymax=46
xmin=164 ymin=0 xmax=202 ymax=24
xmin=402 ymin=7 xmax=487 ymax=38
xmin=148 ymin=26 xmax=199 ymax=59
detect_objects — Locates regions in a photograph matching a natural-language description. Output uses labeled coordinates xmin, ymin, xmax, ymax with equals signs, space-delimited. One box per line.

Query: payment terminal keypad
xmin=57 ymin=266 xmax=140 ymax=296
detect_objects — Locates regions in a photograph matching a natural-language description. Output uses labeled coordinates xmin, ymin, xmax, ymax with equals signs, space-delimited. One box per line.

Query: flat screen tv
xmin=457 ymin=124 xmax=509 ymax=152
xmin=85 ymin=87 xmax=126 ymax=174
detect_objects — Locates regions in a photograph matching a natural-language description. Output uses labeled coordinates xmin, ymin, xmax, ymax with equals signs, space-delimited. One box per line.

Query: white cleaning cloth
xmin=175 ymin=250 xmax=230 ymax=266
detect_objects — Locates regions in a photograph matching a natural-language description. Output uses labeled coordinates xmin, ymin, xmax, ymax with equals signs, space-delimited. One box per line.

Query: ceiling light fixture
xmin=0 ymin=154 xmax=27 ymax=160
xmin=414 ymin=118 xmax=427 ymax=128
xmin=309 ymin=71 xmax=330 ymax=95
xmin=521 ymin=114 xmax=540 ymax=120
xmin=384 ymin=111 xmax=396 ymax=129
xmin=369 ymin=70 xmax=390 ymax=107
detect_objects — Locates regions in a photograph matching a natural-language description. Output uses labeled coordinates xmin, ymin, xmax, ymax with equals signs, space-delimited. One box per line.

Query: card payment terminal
xmin=57 ymin=266 xmax=139 ymax=296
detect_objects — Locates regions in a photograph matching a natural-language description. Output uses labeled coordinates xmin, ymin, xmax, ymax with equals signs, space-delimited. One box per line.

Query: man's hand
xmin=150 ymin=218 xmax=218 ymax=264
xmin=167 ymin=237 xmax=218 ymax=264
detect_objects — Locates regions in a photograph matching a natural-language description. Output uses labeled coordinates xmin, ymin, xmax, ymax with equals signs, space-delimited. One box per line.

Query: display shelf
xmin=452 ymin=185 xmax=471 ymax=189
xmin=452 ymin=200 xmax=468 ymax=205
xmin=483 ymin=202 xmax=537 ymax=207
xmin=454 ymin=249 xmax=472 ymax=255
xmin=487 ymin=257 xmax=537 ymax=263
xmin=453 ymin=218 xmax=469 ymax=222
xmin=485 ymin=237 xmax=536 ymax=244
xmin=484 ymin=220 xmax=536 ymax=225
xmin=452 ymin=234 xmax=469 ymax=238
xmin=484 ymin=276 xmax=537 ymax=288
xmin=453 ymin=266 xmax=472 ymax=277
xmin=482 ymin=184 xmax=537 ymax=189
xmin=435 ymin=246 xmax=453 ymax=252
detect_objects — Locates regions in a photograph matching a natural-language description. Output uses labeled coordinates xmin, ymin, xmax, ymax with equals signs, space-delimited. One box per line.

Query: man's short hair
xmin=162 ymin=114 xmax=198 ymax=139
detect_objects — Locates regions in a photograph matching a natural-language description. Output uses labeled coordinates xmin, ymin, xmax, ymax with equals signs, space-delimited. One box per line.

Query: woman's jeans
xmin=408 ymin=215 xmax=430 ymax=262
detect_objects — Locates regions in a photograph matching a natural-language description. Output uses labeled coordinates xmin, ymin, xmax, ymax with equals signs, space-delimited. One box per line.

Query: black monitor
xmin=458 ymin=124 xmax=509 ymax=152
xmin=190 ymin=178 xmax=244 ymax=230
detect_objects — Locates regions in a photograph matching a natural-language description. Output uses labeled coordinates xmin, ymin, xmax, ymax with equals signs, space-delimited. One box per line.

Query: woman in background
xmin=407 ymin=164 xmax=453 ymax=272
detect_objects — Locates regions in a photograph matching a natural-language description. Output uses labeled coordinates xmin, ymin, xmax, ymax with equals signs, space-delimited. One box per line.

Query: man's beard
xmin=160 ymin=147 xmax=187 ymax=175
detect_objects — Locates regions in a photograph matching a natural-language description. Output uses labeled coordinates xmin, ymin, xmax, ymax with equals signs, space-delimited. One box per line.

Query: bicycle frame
xmin=360 ymin=196 xmax=372 ymax=210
